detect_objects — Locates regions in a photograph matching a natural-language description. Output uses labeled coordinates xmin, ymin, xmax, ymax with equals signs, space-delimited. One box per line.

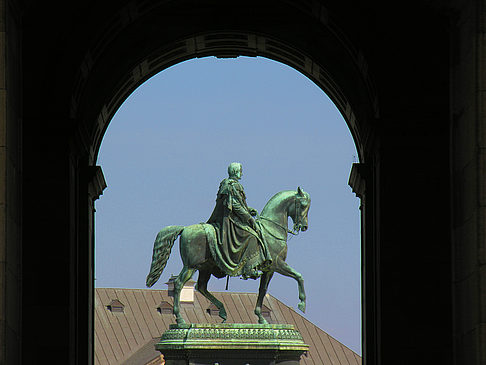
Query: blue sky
xmin=95 ymin=56 xmax=361 ymax=353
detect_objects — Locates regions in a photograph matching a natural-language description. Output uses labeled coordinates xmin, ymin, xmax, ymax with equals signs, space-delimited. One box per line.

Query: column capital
xmin=348 ymin=162 xmax=368 ymax=199
xmin=86 ymin=166 xmax=106 ymax=201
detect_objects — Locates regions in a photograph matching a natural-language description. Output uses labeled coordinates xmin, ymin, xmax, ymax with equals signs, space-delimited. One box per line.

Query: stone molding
xmin=156 ymin=323 xmax=309 ymax=352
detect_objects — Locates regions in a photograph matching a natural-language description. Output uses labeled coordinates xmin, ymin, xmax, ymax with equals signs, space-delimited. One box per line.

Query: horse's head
xmin=292 ymin=187 xmax=311 ymax=232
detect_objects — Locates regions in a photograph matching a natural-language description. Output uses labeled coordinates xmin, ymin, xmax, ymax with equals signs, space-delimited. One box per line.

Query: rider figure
xmin=208 ymin=162 xmax=272 ymax=279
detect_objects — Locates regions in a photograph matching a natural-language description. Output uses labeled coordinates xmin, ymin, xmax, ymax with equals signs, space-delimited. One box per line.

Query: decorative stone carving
xmin=156 ymin=323 xmax=308 ymax=365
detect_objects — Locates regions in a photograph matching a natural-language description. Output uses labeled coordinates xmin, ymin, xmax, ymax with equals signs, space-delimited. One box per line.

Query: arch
xmin=68 ymin=2 xmax=377 ymax=362
xmin=67 ymin=1 xmax=378 ymax=165
xmin=14 ymin=1 xmax=458 ymax=363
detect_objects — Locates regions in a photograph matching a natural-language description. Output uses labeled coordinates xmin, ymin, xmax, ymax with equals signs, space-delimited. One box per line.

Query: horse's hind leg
xmin=173 ymin=266 xmax=195 ymax=325
xmin=255 ymin=271 xmax=273 ymax=324
xmin=196 ymin=270 xmax=227 ymax=323
xmin=275 ymin=259 xmax=306 ymax=313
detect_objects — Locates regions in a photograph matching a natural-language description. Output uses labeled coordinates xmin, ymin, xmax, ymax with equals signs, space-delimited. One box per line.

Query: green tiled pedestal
xmin=156 ymin=323 xmax=309 ymax=365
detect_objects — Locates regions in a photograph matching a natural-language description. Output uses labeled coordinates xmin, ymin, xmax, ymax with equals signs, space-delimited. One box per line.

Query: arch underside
xmin=84 ymin=32 xmax=375 ymax=164
xmin=66 ymin=1 xmax=378 ymax=165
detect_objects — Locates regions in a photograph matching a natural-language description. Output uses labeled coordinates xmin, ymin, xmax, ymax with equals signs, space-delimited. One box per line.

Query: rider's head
xmin=228 ymin=162 xmax=242 ymax=180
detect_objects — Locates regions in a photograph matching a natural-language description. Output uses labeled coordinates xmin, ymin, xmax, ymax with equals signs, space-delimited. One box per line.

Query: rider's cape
xmin=207 ymin=178 xmax=268 ymax=278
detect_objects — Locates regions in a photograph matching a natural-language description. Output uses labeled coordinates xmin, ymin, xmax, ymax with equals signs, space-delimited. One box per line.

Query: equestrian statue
xmin=146 ymin=162 xmax=311 ymax=325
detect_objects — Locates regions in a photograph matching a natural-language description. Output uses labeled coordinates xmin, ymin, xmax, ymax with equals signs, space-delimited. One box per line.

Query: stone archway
xmin=84 ymin=31 xmax=375 ymax=164
xmin=9 ymin=1 xmax=459 ymax=364
xmin=68 ymin=4 xmax=377 ymax=363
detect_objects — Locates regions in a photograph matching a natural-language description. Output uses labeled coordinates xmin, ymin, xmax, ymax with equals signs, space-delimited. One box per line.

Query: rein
xmin=259 ymin=195 xmax=302 ymax=236
xmin=259 ymin=216 xmax=297 ymax=235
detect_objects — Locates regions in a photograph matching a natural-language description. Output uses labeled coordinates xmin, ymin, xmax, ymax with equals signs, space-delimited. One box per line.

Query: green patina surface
xmin=146 ymin=163 xmax=311 ymax=325
xmin=155 ymin=323 xmax=310 ymax=351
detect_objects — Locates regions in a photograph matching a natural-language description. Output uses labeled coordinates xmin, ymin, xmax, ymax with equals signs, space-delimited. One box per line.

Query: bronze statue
xmin=207 ymin=162 xmax=272 ymax=279
xmin=146 ymin=164 xmax=311 ymax=325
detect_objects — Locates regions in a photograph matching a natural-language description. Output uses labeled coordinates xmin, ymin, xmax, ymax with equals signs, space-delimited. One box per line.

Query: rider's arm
xmin=231 ymin=196 xmax=253 ymax=223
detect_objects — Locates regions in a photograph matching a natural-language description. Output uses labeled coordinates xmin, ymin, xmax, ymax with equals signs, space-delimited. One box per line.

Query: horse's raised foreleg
xmin=255 ymin=271 xmax=274 ymax=324
xmin=195 ymin=270 xmax=227 ymax=322
xmin=173 ymin=266 xmax=195 ymax=325
xmin=275 ymin=260 xmax=306 ymax=313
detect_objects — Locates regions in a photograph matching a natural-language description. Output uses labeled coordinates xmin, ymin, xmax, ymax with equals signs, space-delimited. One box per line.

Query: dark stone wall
xmin=450 ymin=0 xmax=486 ymax=363
xmin=1 ymin=0 xmax=479 ymax=364
xmin=0 ymin=0 xmax=22 ymax=363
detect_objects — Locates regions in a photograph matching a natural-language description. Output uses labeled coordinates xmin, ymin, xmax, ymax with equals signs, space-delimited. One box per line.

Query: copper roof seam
xmin=94 ymin=290 xmax=112 ymax=365
xmin=301 ymin=315 xmax=340 ymax=365
xmin=288 ymin=306 xmax=316 ymax=365
xmin=133 ymin=289 xmax=158 ymax=336
xmin=319 ymin=331 xmax=342 ymax=365
xmin=146 ymin=289 xmax=166 ymax=334
xmin=93 ymin=348 xmax=101 ymax=365
xmin=266 ymin=293 xmax=298 ymax=324
xmin=95 ymin=288 xmax=361 ymax=365
xmin=266 ymin=293 xmax=360 ymax=358
xmin=94 ymin=309 xmax=111 ymax=365
xmin=231 ymin=292 xmax=253 ymax=323
xmin=184 ymin=305 xmax=199 ymax=324
xmin=111 ymin=289 xmax=137 ymax=354
xmin=328 ymin=332 xmax=350 ymax=365
xmin=341 ymin=344 xmax=359 ymax=365
xmin=116 ymin=289 xmax=145 ymax=347
xmin=275 ymin=296 xmax=299 ymax=327
xmin=99 ymin=289 xmax=126 ymax=361
xmin=108 ymin=290 xmax=131 ymax=361
xmin=188 ymin=289 xmax=202 ymax=323
xmin=239 ymin=293 xmax=258 ymax=323
xmin=301 ymin=314 xmax=332 ymax=365
xmin=115 ymin=297 xmax=140 ymax=351
xmin=195 ymin=294 xmax=210 ymax=323
xmin=274 ymin=297 xmax=334 ymax=365
xmin=97 ymin=293 xmax=123 ymax=363
xmin=226 ymin=293 xmax=244 ymax=323
xmin=339 ymin=342 xmax=353 ymax=365
xmin=192 ymin=292 xmax=209 ymax=323
xmin=322 ymin=326 xmax=361 ymax=358
xmin=123 ymin=289 xmax=152 ymax=341
xmin=237 ymin=295 xmax=255 ymax=323
xmin=266 ymin=295 xmax=286 ymax=324
xmin=133 ymin=289 xmax=161 ymax=338
xmin=155 ymin=289 xmax=177 ymax=329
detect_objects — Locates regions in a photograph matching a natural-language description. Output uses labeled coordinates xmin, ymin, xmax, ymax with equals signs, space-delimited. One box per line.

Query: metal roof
xmin=95 ymin=288 xmax=361 ymax=365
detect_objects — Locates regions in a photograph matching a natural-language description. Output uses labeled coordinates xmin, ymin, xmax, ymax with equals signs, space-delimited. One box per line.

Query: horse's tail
xmin=146 ymin=225 xmax=184 ymax=288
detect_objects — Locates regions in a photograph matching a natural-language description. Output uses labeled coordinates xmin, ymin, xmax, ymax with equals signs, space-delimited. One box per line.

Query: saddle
xmin=202 ymin=223 xmax=266 ymax=279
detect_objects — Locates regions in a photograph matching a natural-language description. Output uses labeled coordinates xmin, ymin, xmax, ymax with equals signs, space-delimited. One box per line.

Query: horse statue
xmin=146 ymin=187 xmax=311 ymax=325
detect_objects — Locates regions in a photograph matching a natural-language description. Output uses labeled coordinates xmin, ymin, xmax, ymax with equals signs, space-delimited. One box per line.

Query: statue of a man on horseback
xmin=207 ymin=162 xmax=272 ymax=279
xmin=145 ymin=163 xmax=311 ymax=325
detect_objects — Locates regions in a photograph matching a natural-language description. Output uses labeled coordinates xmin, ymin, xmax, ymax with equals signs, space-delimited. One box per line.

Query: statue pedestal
xmin=156 ymin=323 xmax=309 ymax=365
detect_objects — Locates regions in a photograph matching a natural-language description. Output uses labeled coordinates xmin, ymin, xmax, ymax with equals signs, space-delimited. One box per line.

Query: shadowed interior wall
xmin=0 ymin=0 xmax=21 ymax=364
xmin=450 ymin=0 xmax=486 ymax=363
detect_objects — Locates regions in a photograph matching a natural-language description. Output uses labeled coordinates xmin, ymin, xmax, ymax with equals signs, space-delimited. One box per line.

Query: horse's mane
xmin=260 ymin=190 xmax=296 ymax=217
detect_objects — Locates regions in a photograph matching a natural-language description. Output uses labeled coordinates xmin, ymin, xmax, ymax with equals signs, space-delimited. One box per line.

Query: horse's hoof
xmin=258 ymin=318 xmax=268 ymax=324
xmin=176 ymin=318 xmax=186 ymax=325
xmin=298 ymin=302 xmax=306 ymax=313
xmin=219 ymin=309 xmax=227 ymax=322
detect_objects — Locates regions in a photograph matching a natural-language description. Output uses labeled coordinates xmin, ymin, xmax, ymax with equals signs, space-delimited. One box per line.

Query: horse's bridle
xmin=292 ymin=194 xmax=307 ymax=234
xmin=259 ymin=194 xmax=307 ymax=236
xmin=259 ymin=215 xmax=296 ymax=236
